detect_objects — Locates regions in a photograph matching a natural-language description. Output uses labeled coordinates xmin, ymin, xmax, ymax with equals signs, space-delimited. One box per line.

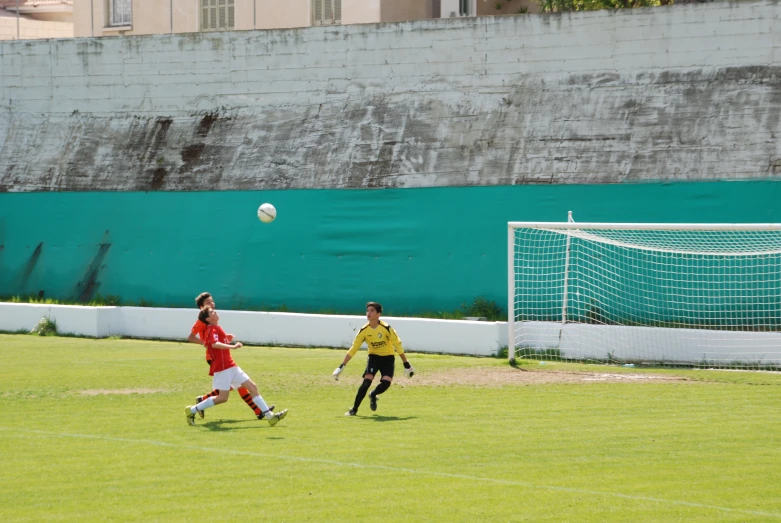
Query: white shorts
xmin=212 ymin=366 xmax=251 ymax=392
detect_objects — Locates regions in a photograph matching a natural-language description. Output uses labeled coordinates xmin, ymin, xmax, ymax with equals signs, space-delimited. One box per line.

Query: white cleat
xmin=185 ymin=406 xmax=196 ymax=426
xmin=266 ymin=409 xmax=288 ymax=426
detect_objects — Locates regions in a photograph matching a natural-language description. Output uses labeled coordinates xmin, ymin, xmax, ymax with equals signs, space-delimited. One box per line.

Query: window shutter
xmin=325 ymin=0 xmax=333 ymax=23
xmin=334 ymin=0 xmax=341 ymax=23
xmin=218 ymin=0 xmax=226 ymax=29
xmin=200 ymin=0 xmax=234 ymax=31
xmin=314 ymin=0 xmax=323 ymax=26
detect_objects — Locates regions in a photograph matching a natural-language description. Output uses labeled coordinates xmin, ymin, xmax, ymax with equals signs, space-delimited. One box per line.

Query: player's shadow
xmin=200 ymin=419 xmax=267 ymax=431
xmin=364 ymin=415 xmax=417 ymax=422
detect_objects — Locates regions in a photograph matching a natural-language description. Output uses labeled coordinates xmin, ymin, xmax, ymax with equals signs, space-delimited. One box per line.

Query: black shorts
xmin=364 ymin=354 xmax=395 ymax=378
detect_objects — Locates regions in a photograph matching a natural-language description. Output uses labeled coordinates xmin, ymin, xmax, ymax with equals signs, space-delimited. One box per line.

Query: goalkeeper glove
xmin=403 ymin=361 xmax=415 ymax=378
xmin=332 ymin=364 xmax=345 ymax=380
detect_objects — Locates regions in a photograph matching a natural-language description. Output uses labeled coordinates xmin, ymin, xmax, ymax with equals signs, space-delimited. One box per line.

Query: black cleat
xmin=369 ymin=394 xmax=378 ymax=412
xmin=345 ymin=408 xmax=357 ymax=416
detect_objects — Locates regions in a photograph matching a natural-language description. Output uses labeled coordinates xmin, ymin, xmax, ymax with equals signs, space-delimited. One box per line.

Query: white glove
xmin=332 ymin=366 xmax=344 ymax=380
xmin=404 ymin=365 xmax=415 ymax=378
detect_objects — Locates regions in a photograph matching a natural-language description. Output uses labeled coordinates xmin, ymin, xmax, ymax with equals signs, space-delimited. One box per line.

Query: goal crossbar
xmin=508 ymin=222 xmax=781 ymax=231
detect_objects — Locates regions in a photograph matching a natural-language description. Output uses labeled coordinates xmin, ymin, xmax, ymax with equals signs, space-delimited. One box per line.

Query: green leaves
xmin=538 ymin=0 xmax=666 ymax=13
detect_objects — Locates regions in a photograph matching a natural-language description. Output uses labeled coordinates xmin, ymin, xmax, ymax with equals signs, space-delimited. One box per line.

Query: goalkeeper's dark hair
xmin=198 ymin=307 xmax=213 ymax=324
xmin=366 ymin=301 xmax=382 ymax=314
xmin=195 ymin=292 xmax=212 ymax=309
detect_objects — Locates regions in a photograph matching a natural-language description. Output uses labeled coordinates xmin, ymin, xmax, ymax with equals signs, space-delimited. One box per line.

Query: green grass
xmin=1 ymin=335 xmax=781 ymax=522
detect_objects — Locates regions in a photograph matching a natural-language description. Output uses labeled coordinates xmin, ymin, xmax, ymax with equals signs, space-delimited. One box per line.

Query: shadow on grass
xmin=200 ymin=419 xmax=267 ymax=431
xmin=362 ymin=415 xmax=417 ymax=422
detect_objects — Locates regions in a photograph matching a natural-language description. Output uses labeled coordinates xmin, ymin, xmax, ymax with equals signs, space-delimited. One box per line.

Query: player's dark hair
xmin=198 ymin=307 xmax=213 ymax=324
xmin=195 ymin=292 xmax=212 ymax=309
xmin=366 ymin=301 xmax=382 ymax=314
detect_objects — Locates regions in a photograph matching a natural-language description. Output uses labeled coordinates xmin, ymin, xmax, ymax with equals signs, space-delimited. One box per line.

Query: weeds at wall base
xmin=30 ymin=316 xmax=57 ymax=336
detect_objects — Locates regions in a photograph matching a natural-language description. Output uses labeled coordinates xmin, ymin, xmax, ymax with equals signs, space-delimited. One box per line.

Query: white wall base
xmin=0 ymin=303 xmax=507 ymax=357
xmin=516 ymin=321 xmax=781 ymax=364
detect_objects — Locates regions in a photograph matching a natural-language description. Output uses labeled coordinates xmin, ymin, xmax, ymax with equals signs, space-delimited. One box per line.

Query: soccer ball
xmin=257 ymin=203 xmax=277 ymax=223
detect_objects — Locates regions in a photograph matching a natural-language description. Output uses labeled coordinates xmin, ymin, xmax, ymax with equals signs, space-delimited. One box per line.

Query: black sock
xmin=353 ymin=378 xmax=372 ymax=411
xmin=371 ymin=380 xmax=391 ymax=397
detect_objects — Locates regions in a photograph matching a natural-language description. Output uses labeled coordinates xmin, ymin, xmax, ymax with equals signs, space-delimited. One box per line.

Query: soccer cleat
xmin=345 ymin=408 xmax=357 ymax=416
xmin=266 ymin=409 xmax=288 ymax=426
xmin=194 ymin=397 xmax=205 ymax=419
xmin=185 ymin=406 xmax=196 ymax=426
xmin=256 ymin=404 xmax=276 ymax=420
xmin=369 ymin=394 xmax=378 ymax=412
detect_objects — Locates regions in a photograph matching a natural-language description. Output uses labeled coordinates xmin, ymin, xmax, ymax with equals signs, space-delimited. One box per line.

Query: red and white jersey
xmin=191 ymin=319 xmax=210 ymax=362
xmin=204 ymin=325 xmax=236 ymax=376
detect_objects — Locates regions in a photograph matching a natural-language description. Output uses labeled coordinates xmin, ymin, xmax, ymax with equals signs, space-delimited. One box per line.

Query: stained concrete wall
xmin=2 ymin=1 xmax=781 ymax=192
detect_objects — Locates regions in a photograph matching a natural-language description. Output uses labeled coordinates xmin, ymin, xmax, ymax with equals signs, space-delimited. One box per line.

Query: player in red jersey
xmin=185 ymin=307 xmax=287 ymax=426
xmin=187 ymin=292 xmax=272 ymax=420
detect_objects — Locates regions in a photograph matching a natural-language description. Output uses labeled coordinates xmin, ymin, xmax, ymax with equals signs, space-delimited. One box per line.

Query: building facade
xmin=73 ymin=0 xmax=537 ymax=38
xmin=0 ymin=0 xmax=73 ymax=39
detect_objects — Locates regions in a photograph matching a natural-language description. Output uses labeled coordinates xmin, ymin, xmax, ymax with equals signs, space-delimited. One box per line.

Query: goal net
xmin=508 ymin=218 xmax=781 ymax=370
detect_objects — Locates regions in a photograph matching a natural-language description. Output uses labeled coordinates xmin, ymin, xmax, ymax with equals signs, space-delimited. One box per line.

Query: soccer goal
xmin=508 ymin=216 xmax=781 ymax=370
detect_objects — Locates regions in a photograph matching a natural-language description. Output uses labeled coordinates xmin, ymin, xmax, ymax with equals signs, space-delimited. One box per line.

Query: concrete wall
xmin=5 ymin=1 xmax=781 ymax=192
xmin=0 ymin=303 xmax=507 ymax=356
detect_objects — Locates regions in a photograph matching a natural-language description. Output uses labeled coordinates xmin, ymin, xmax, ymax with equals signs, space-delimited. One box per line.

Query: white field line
xmin=3 ymin=427 xmax=780 ymax=519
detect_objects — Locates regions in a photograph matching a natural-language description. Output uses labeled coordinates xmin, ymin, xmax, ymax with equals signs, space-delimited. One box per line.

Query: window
xmin=108 ymin=0 xmax=132 ymax=27
xmin=459 ymin=0 xmax=470 ymax=16
xmin=201 ymin=0 xmax=235 ymax=31
xmin=313 ymin=0 xmax=341 ymax=26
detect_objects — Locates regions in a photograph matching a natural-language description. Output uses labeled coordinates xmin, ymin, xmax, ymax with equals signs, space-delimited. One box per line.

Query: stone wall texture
xmin=2 ymin=1 xmax=781 ymax=192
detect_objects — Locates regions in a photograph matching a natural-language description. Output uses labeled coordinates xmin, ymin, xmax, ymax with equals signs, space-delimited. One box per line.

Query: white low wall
xmin=0 ymin=303 xmax=507 ymax=357
xmin=10 ymin=303 xmax=779 ymax=363
xmin=517 ymin=321 xmax=781 ymax=364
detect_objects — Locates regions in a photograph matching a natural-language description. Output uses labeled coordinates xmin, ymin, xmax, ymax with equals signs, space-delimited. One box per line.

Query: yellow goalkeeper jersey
xmin=347 ymin=320 xmax=405 ymax=357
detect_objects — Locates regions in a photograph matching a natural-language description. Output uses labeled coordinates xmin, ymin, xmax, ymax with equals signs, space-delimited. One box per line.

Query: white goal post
xmin=508 ymin=218 xmax=781 ymax=370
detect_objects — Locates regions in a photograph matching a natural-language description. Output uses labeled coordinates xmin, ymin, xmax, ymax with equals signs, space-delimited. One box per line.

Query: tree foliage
xmin=537 ymin=0 xmax=673 ymax=13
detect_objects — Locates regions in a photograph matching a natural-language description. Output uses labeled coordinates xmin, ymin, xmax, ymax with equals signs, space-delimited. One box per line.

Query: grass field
xmin=2 ymin=334 xmax=781 ymax=522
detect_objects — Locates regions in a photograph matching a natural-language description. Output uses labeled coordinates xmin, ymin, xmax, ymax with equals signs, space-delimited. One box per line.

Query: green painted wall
xmin=1 ymin=181 xmax=780 ymax=315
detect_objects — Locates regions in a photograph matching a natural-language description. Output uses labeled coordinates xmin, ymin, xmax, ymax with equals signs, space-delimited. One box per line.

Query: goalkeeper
xmin=333 ymin=302 xmax=414 ymax=416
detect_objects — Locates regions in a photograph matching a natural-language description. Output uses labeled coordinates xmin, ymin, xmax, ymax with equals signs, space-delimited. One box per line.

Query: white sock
xmin=191 ymin=397 xmax=215 ymax=414
xmin=252 ymin=395 xmax=270 ymax=415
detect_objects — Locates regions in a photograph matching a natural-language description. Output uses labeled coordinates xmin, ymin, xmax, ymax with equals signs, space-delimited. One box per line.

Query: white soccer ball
xmin=257 ymin=203 xmax=277 ymax=223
